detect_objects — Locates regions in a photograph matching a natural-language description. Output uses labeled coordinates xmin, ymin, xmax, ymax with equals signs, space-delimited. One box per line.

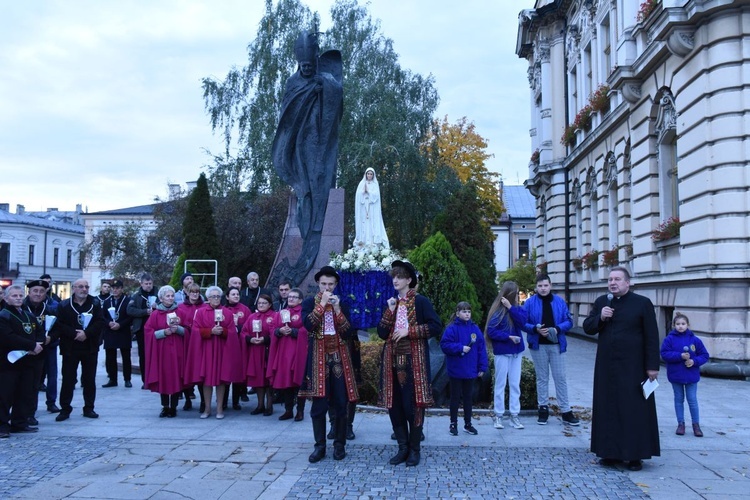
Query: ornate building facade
xmin=517 ymin=0 xmax=749 ymax=374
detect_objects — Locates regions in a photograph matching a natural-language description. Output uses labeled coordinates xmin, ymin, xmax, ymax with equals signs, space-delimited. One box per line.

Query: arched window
xmin=655 ymin=89 xmax=679 ymax=220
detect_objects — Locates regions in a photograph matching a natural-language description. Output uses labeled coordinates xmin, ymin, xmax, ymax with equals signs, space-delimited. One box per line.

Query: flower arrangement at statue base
xmin=329 ymin=244 xmax=403 ymax=329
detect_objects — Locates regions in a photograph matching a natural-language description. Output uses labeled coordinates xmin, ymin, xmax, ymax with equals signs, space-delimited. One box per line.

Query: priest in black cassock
xmin=583 ymin=266 xmax=660 ymax=472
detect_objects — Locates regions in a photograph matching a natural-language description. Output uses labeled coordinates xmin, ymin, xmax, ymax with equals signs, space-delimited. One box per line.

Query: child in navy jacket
xmin=660 ymin=312 xmax=709 ymax=437
xmin=440 ymin=302 xmax=488 ymax=436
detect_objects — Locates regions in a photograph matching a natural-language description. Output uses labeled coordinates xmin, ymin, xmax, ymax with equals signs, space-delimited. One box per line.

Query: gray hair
xmin=205 ymin=286 xmax=223 ymax=298
xmin=158 ymin=285 xmax=176 ymax=300
xmin=4 ymin=284 xmax=24 ymax=296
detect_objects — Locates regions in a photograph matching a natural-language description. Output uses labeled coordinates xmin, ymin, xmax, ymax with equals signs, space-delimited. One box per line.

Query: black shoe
xmin=11 ymin=426 xmax=38 ymax=433
xmin=55 ymin=412 xmax=70 ymax=422
xmin=333 ymin=446 xmax=346 ymax=460
xmin=278 ymin=410 xmax=294 ymax=421
xmin=248 ymin=387 xmax=257 ymax=395
xmin=405 ymin=450 xmax=420 ymax=467
xmin=562 ymin=411 xmax=580 ymax=426
xmin=598 ymin=458 xmax=618 ymax=466
xmin=83 ymin=410 xmax=99 ymax=419
xmin=232 ymin=403 xmax=242 ymax=411
xmin=28 ymin=416 xmax=38 ymax=426
xmin=47 ymin=403 xmax=61 ymax=413
xmin=102 ymin=380 xmax=118 ymax=388
xmin=159 ymin=408 xmax=169 ymax=418
xmin=240 ymin=395 xmax=250 ymax=402
xmin=537 ymin=405 xmax=549 ymax=425
xmin=250 ymin=406 xmax=265 ymax=415
xmin=182 ymin=399 xmax=193 ymax=411
xmin=463 ymin=423 xmax=478 ymax=435
xmin=167 ymin=409 xmax=177 ymax=418
xmin=124 ymin=381 xmax=132 ymax=388
xmin=449 ymin=422 xmax=458 ymax=436
xmin=263 ymin=408 xmax=273 ymax=416
xmin=308 ymin=447 xmax=326 ymax=463
xmin=627 ymin=460 xmax=643 ymax=471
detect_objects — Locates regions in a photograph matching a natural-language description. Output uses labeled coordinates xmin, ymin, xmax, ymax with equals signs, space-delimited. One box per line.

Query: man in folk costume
xmin=378 ymin=261 xmax=442 ymax=467
xmin=300 ymin=266 xmax=358 ymax=463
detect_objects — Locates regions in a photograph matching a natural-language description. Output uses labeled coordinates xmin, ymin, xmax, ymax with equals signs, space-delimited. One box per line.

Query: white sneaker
xmin=493 ymin=416 xmax=504 ymax=429
xmin=509 ymin=415 xmax=524 ymax=429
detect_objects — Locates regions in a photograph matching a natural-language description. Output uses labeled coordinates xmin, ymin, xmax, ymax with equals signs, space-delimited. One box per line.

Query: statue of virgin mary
xmin=354 ymin=167 xmax=389 ymax=248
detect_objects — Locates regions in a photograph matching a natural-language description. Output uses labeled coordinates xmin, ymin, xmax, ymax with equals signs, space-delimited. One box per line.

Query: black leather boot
xmin=346 ymin=401 xmax=356 ymax=440
xmin=333 ymin=416 xmax=347 ymax=460
xmin=406 ymin=425 xmax=423 ymax=466
xmin=308 ymin=416 xmax=327 ymax=463
xmin=389 ymin=426 xmax=409 ymax=465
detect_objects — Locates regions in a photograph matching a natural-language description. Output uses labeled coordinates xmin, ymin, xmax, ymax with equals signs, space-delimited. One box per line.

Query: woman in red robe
xmin=267 ymin=287 xmax=308 ymax=420
xmin=224 ymin=287 xmax=251 ymax=410
xmin=184 ymin=286 xmax=243 ymax=419
xmin=176 ymin=283 xmax=203 ymax=412
xmin=144 ymin=286 xmax=190 ymax=418
xmin=240 ymin=294 xmax=276 ymax=416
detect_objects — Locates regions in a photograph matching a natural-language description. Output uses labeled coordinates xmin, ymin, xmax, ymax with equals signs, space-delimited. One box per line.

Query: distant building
xmin=517 ymin=1 xmax=750 ymax=373
xmin=491 ymin=182 xmax=537 ymax=273
xmin=0 ymin=203 xmax=84 ymax=298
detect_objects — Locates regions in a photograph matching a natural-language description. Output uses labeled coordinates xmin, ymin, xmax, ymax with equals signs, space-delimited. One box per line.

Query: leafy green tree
xmin=407 ymin=231 xmax=481 ymax=327
xmin=182 ymin=173 xmax=221 ymax=281
xmin=497 ymin=252 xmax=539 ymax=295
xmin=433 ymin=181 xmax=498 ymax=324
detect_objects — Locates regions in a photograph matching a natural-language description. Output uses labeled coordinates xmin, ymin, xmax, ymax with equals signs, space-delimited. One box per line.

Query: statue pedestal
xmin=268 ymin=188 xmax=344 ymax=294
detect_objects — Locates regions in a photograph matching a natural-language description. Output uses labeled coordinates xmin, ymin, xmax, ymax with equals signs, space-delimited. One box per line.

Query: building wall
xmin=518 ymin=1 xmax=750 ymax=368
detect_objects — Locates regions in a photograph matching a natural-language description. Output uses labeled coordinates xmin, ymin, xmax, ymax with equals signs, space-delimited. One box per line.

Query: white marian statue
xmin=354 ymin=167 xmax=389 ymax=248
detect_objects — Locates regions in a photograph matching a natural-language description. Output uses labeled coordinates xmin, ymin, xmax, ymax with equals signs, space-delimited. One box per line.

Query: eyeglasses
xmin=288 ymin=295 xmax=300 ymax=300
xmin=189 ymin=291 xmax=200 ymax=294
xmin=207 ymin=295 xmax=222 ymax=300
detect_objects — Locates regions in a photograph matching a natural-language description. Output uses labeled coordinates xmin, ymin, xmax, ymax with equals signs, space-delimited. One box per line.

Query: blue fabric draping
xmin=338 ymin=271 xmax=392 ymax=330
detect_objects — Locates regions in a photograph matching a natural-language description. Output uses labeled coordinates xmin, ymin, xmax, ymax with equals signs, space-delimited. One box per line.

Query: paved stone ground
xmin=290 ymin=445 xmax=646 ymax=499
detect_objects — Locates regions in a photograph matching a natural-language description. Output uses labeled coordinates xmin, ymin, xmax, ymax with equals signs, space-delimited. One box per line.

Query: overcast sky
xmin=0 ymin=0 xmax=531 ymax=214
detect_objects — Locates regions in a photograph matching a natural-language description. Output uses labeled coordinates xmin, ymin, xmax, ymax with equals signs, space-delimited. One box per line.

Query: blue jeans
xmin=671 ymin=382 xmax=699 ymax=423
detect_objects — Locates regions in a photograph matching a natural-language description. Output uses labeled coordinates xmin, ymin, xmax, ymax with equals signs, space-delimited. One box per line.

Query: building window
xmin=656 ymin=90 xmax=679 ymax=220
xmin=53 ymin=248 xmax=59 ymax=268
xmin=518 ymin=238 xmax=530 ymax=261
xmin=66 ymin=249 xmax=72 ymax=269
xmin=0 ymin=243 xmax=9 ymax=272
xmin=28 ymin=245 xmax=35 ymax=266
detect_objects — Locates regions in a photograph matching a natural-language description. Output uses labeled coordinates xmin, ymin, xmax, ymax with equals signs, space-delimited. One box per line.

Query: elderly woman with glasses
xmin=240 ymin=293 xmax=276 ymax=416
xmin=184 ymin=286 xmax=243 ymax=419
xmin=266 ymin=287 xmax=308 ymax=421
xmin=223 ymin=287 xmax=252 ymax=411
xmin=144 ymin=286 xmax=190 ymax=418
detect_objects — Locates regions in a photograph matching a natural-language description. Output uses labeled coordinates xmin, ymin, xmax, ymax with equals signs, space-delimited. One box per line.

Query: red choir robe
xmin=266 ymin=304 xmax=308 ymax=389
xmin=144 ymin=304 xmax=191 ymax=395
xmin=184 ymin=303 xmax=243 ymax=386
xmin=240 ymin=308 xmax=277 ymax=387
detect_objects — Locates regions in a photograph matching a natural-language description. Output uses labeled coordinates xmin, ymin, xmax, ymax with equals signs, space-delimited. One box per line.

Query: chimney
xmin=168 ymin=184 xmax=181 ymax=200
xmin=186 ymin=181 xmax=197 ymax=193
xmin=0 ymin=203 xmax=9 ymax=212
xmin=76 ymin=204 xmax=82 ymax=213
xmin=16 ymin=204 xmax=25 ymax=215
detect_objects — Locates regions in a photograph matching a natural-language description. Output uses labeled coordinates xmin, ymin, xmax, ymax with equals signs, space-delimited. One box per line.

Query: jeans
xmin=529 ymin=345 xmax=571 ymax=412
xmin=672 ymin=382 xmax=699 ymax=423
xmin=493 ymin=353 xmax=522 ymax=416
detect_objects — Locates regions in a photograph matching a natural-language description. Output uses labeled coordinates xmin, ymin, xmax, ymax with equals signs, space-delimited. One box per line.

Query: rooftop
xmin=502 ymin=184 xmax=536 ymax=219
xmin=0 ymin=209 xmax=84 ymax=234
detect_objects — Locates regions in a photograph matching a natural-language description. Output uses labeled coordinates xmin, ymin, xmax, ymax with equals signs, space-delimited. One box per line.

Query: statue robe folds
xmin=354 ymin=168 xmax=389 ymax=248
xmin=272 ymin=50 xmax=344 ymax=283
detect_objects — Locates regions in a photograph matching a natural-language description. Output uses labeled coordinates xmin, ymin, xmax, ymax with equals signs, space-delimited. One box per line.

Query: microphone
xmin=604 ymin=293 xmax=614 ymax=321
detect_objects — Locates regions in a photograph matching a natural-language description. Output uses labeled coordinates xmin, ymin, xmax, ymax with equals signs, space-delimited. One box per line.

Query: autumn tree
xmin=423 ymin=115 xmax=503 ymax=223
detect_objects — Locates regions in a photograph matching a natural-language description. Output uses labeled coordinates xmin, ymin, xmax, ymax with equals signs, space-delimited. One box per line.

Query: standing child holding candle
xmin=660 ymin=312 xmax=709 ymax=437
xmin=440 ymin=301 xmax=488 ymax=436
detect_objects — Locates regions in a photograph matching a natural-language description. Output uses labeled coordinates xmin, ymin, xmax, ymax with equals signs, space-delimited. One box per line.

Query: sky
xmin=0 ymin=0 xmax=532 ymax=214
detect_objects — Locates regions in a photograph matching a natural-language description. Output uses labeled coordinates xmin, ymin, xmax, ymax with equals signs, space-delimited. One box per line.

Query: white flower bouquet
xmin=329 ymin=244 xmax=402 ymax=273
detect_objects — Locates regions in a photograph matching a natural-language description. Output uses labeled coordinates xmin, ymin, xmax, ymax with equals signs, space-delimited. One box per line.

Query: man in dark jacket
xmin=101 ymin=280 xmax=133 ymax=388
xmin=126 ymin=273 xmax=156 ymax=388
xmin=0 ymin=285 xmax=44 ymax=437
xmin=50 ymin=279 xmax=106 ymax=421
xmin=22 ymin=279 xmax=57 ymax=425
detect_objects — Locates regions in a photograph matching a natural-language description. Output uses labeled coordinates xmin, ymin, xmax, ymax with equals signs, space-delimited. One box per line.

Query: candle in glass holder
xmin=108 ymin=307 xmax=117 ymax=321
xmin=252 ymin=319 xmax=262 ymax=338
xmin=167 ymin=312 xmax=178 ymax=326
xmin=214 ymin=309 xmax=223 ymax=324
xmin=280 ymin=309 xmax=291 ymax=324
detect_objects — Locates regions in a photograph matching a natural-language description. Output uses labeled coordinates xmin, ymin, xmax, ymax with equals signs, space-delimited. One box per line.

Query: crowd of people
xmin=0 ymin=265 xmax=705 ymax=473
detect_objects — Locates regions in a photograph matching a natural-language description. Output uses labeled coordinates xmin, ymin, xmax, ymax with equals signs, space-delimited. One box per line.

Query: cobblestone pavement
xmin=290 ymin=445 xmax=647 ymax=499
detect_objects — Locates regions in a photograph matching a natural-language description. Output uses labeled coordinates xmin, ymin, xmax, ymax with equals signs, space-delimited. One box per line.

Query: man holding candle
xmin=51 ymin=279 xmax=106 ymax=421
xmin=300 ymin=266 xmax=359 ymax=463
xmin=22 ymin=279 xmax=56 ymax=426
xmin=101 ymin=280 xmax=133 ymax=388
xmin=127 ymin=273 xmax=157 ymax=388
